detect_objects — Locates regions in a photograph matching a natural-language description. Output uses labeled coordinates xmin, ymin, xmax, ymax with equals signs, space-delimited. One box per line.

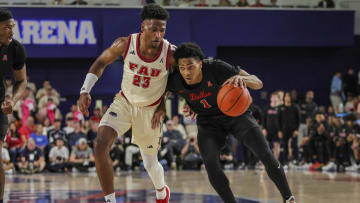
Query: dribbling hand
xmin=222 ymin=75 xmax=246 ymax=88
xmin=1 ymin=99 xmax=14 ymax=114
xmin=79 ymin=93 xmax=91 ymax=117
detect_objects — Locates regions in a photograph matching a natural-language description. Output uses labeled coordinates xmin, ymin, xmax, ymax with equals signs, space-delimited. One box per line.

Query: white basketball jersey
xmin=121 ymin=33 xmax=171 ymax=107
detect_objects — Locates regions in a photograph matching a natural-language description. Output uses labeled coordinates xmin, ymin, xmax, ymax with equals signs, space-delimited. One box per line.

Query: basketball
xmin=217 ymin=84 xmax=252 ymax=117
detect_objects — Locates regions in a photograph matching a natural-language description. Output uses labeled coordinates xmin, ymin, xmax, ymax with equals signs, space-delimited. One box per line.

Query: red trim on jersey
xmin=120 ymin=91 xmax=163 ymax=107
xmin=165 ymin=43 xmax=172 ymax=71
xmin=136 ymin=33 xmax=163 ymax=63
xmin=122 ymin=35 xmax=132 ymax=60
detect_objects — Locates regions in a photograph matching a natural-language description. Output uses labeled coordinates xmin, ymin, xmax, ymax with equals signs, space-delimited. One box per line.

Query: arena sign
xmin=13 ymin=20 xmax=97 ymax=45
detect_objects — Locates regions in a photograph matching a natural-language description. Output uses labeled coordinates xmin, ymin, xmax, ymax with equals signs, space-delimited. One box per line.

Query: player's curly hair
xmin=174 ymin=42 xmax=205 ymax=63
xmin=0 ymin=8 xmax=13 ymax=22
xmin=140 ymin=4 xmax=169 ymax=22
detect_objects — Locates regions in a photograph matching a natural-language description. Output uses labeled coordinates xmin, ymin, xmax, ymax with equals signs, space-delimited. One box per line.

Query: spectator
xmin=5 ymin=121 xmax=24 ymax=159
xmin=38 ymin=88 xmax=60 ymax=109
xmin=20 ymin=87 xmax=35 ymax=125
xmin=18 ymin=116 xmax=35 ymax=141
xmin=69 ymin=138 xmax=95 ymax=172
xmin=48 ymin=119 xmax=67 ymax=146
xmin=2 ymin=147 xmax=14 ymax=174
xmin=36 ymin=80 xmax=60 ymax=102
xmin=66 ymin=104 xmax=84 ymax=122
xmin=330 ymin=71 xmax=344 ymax=113
xmin=63 ymin=117 xmax=75 ymax=135
xmin=48 ymin=138 xmax=69 ymax=172
xmin=42 ymin=117 xmax=54 ymax=136
xmin=160 ymin=120 xmax=185 ymax=169
xmin=310 ymin=124 xmax=330 ymax=168
xmin=251 ymin=0 xmax=264 ymax=7
xmin=87 ymin=121 xmax=98 ymax=148
xmin=236 ymin=0 xmax=249 ymax=7
xmin=318 ymin=0 xmax=335 ymax=8
xmin=67 ymin=120 xmax=87 ymax=149
xmin=124 ymin=130 xmax=140 ymax=170
xmin=345 ymin=95 xmax=355 ymax=112
xmin=71 ymin=0 xmax=88 ymax=5
xmin=30 ymin=124 xmax=48 ymax=151
xmin=218 ymin=0 xmax=232 ymax=7
xmin=52 ymin=0 xmax=64 ymax=5
xmin=17 ymin=139 xmax=46 ymax=174
xmin=343 ymin=67 xmax=357 ymax=98
xmin=26 ymin=75 xmax=37 ymax=100
xmin=90 ymin=107 xmax=102 ymax=123
xmin=268 ymin=0 xmax=278 ymax=7
xmin=298 ymin=90 xmax=318 ymax=144
xmin=195 ymin=0 xmax=209 ymax=7
xmin=181 ymin=133 xmax=202 ymax=170
xmin=110 ymin=143 xmax=124 ymax=171
xmin=290 ymin=89 xmax=299 ymax=104
xmin=327 ymin=106 xmax=335 ymax=117
xmin=172 ymin=115 xmax=187 ymax=139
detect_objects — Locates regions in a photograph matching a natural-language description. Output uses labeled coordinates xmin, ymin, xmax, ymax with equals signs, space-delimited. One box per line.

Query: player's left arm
xmin=1 ymin=65 xmax=27 ymax=114
xmin=223 ymin=69 xmax=263 ymax=90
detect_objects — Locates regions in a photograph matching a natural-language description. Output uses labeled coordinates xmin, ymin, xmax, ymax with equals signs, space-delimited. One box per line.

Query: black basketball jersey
xmin=0 ymin=39 xmax=26 ymax=102
xmin=167 ymin=59 xmax=240 ymax=116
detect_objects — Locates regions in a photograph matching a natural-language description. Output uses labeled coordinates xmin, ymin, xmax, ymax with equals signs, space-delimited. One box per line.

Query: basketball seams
xmin=224 ymin=88 xmax=244 ymax=113
xmin=219 ymin=86 xmax=235 ymax=109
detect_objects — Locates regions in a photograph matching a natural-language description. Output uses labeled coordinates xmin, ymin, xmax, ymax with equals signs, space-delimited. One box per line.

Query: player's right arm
xmin=78 ymin=37 xmax=128 ymax=116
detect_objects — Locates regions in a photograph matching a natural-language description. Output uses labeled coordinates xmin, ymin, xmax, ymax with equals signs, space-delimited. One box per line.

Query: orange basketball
xmin=217 ymin=84 xmax=252 ymax=117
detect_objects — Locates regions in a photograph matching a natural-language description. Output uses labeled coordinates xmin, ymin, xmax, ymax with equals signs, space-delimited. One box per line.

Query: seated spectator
xmin=38 ymin=88 xmax=60 ymax=109
xmin=18 ymin=116 xmax=35 ymax=141
xmin=68 ymin=120 xmax=87 ymax=149
xmin=173 ymin=115 xmax=187 ymax=139
xmin=195 ymin=0 xmax=209 ymax=7
xmin=110 ymin=143 xmax=124 ymax=171
xmin=52 ymin=0 xmax=64 ymax=5
xmin=26 ymin=75 xmax=37 ymax=101
xmin=236 ymin=0 xmax=249 ymax=7
xmin=218 ymin=0 xmax=232 ymax=7
xmin=17 ymin=139 xmax=46 ymax=174
xmin=2 ymin=147 xmax=15 ymax=174
xmin=90 ymin=107 xmax=102 ymax=123
xmin=87 ymin=121 xmax=99 ymax=148
xmin=345 ymin=95 xmax=355 ymax=112
xmin=181 ymin=133 xmax=202 ymax=170
xmin=318 ymin=0 xmax=335 ymax=8
xmin=42 ymin=117 xmax=54 ymax=136
xmin=268 ymin=0 xmax=278 ymax=7
xmin=160 ymin=120 xmax=185 ymax=169
xmin=36 ymin=80 xmax=60 ymax=102
xmin=251 ymin=0 xmax=264 ymax=7
xmin=48 ymin=119 xmax=68 ymax=146
xmin=48 ymin=138 xmax=69 ymax=172
xmin=63 ymin=117 xmax=75 ymax=135
xmin=69 ymin=138 xmax=95 ymax=172
xmin=20 ymin=87 xmax=35 ymax=125
xmin=6 ymin=121 xmax=24 ymax=163
xmin=71 ymin=0 xmax=88 ymax=5
xmin=66 ymin=104 xmax=84 ymax=123
xmin=30 ymin=124 xmax=48 ymax=151
xmin=124 ymin=130 xmax=140 ymax=170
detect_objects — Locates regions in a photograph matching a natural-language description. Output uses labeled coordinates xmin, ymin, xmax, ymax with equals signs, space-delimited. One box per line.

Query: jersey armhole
xmin=166 ymin=43 xmax=172 ymax=71
xmin=122 ymin=35 xmax=132 ymax=61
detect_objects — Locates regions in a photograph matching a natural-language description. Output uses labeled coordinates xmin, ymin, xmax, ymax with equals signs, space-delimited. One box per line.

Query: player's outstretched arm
xmin=78 ymin=37 xmax=128 ymax=117
xmin=223 ymin=69 xmax=263 ymax=90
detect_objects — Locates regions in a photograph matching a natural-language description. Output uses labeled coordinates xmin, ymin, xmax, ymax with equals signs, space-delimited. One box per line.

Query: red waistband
xmin=120 ymin=91 xmax=162 ymax=107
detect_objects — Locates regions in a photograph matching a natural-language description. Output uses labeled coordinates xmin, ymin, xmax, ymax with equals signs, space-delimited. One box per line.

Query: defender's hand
xmin=223 ymin=75 xmax=246 ymax=88
xmin=79 ymin=93 xmax=91 ymax=117
xmin=1 ymin=99 xmax=14 ymax=114
xmin=151 ymin=107 xmax=165 ymax=130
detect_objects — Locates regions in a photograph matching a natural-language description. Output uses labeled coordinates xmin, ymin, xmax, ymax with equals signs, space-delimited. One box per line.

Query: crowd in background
xmin=2 ymin=67 xmax=360 ymax=175
xmin=2 ymin=0 xmax=339 ymax=9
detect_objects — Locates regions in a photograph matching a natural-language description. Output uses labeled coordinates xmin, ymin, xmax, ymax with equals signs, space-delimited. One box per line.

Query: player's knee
xmin=94 ymin=128 xmax=115 ymax=154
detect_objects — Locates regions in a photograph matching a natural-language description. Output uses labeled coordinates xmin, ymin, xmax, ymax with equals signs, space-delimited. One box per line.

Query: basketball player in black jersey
xmin=159 ymin=43 xmax=295 ymax=203
xmin=0 ymin=8 xmax=27 ymax=203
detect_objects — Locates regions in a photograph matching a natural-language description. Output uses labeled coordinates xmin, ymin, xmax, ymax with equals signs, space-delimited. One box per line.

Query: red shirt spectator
xmin=6 ymin=122 xmax=24 ymax=149
xmin=19 ymin=116 xmax=35 ymax=140
xmin=251 ymin=0 xmax=264 ymax=7
xmin=195 ymin=0 xmax=209 ymax=7
xmin=90 ymin=107 xmax=102 ymax=123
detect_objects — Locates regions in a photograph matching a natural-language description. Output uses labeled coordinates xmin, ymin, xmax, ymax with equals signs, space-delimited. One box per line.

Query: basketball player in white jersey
xmin=78 ymin=5 xmax=175 ymax=203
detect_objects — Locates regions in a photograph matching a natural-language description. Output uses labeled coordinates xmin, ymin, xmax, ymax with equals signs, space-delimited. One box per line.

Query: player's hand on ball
xmin=223 ymin=75 xmax=246 ymax=88
xmin=79 ymin=93 xmax=91 ymax=117
xmin=1 ymin=99 xmax=14 ymax=114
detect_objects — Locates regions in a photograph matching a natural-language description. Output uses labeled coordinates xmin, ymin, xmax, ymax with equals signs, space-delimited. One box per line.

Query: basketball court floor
xmin=4 ymin=170 xmax=360 ymax=203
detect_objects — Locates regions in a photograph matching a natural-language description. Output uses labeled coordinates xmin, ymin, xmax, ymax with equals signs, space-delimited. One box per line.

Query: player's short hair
xmin=140 ymin=4 xmax=169 ymax=22
xmin=0 ymin=8 xmax=13 ymax=22
xmin=174 ymin=42 xmax=205 ymax=63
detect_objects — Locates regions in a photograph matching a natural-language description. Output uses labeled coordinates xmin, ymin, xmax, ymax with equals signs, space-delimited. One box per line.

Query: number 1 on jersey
xmin=200 ymin=99 xmax=212 ymax=109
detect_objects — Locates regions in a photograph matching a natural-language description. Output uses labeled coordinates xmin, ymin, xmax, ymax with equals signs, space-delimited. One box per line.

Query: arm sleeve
xmin=209 ymin=59 xmax=241 ymax=84
xmin=13 ymin=42 xmax=26 ymax=70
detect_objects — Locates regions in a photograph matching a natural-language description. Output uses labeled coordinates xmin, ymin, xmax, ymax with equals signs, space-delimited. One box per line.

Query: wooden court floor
xmin=4 ymin=170 xmax=360 ymax=203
